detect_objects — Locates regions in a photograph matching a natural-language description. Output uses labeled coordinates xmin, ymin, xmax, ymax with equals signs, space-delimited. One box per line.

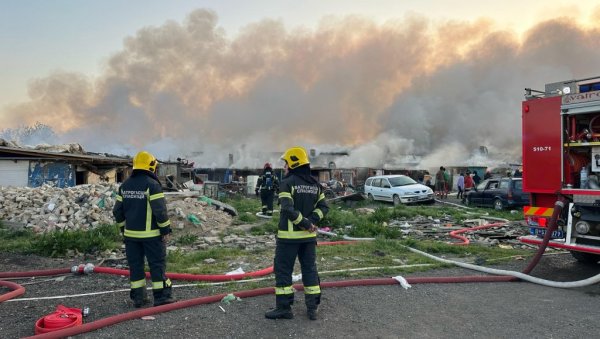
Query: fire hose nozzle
xmin=83 ymin=263 xmax=95 ymax=274
xmin=71 ymin=265 xmax=83 ymax=274
xmin=71 ymin=263 xmax=95 ymax=275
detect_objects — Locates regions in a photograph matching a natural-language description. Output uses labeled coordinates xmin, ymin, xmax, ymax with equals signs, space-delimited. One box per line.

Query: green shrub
xmin=31 ymin=224 xmax=121 ymax=257
xmin=175 ymin=234 xmax=198 ymax=246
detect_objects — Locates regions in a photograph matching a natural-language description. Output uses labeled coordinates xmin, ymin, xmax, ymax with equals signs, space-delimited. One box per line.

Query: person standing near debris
xmin=255 ymin=162 xmax=279 ymax=216
xmin=462 ymin=170 xmax=475 ymax=203
xmin=484 ymin=170 xmax=492 ymax=180
xmin=265 ymin=146 xmax=329 ymax=321
xmin=113 ymin=151 xmax=175 ymax=308
xmin=456 ymin=173 xmax=465 ymax=200
xmin=435 ymin=166 xmax=446 ymax=199
xmin=473 ymin=171 xmax=481 ymax=186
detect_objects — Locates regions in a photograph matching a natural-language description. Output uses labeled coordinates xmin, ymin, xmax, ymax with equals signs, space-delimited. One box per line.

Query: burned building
xmin=0 ymin=144 xmax=131 ymax=188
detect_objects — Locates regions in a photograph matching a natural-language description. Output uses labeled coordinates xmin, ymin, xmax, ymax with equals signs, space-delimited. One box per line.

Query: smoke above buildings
xmin=1 ymin=8 xmax=600 ymax=169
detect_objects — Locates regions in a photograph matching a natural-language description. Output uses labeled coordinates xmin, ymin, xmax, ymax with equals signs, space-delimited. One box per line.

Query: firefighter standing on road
xmin=255 ymin=162 xmax=279 ymax=216
xmin=113 ymin=151 xmax=175 ymax=308
xmin=265 ymin=146 xmax=329 ymax=321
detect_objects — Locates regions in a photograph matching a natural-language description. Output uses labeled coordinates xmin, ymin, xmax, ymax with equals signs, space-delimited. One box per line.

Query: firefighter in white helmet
xmin=265 ymin=146 xmax=329 ymax=320
xmin=113 ymin=151 xmax=175 ymax=307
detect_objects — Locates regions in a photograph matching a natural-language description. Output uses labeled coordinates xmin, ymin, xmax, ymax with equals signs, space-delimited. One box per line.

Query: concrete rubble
xmin=0 ymin=183 xmax=232 ymax=234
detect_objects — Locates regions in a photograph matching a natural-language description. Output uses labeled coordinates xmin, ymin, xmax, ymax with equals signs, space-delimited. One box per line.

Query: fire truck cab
xmin=521 ymin=76 xmax=600 ymax=263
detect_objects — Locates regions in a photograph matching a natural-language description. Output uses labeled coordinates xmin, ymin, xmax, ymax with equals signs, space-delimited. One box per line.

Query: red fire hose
xmin=92 ymin=265 xmax=274 ymax=281
xmin=0 ymin=280 xmax=25 ymax=302
xmin=449 ymin=222 xmax=506 ymax=245
xmin=10 ymin=198 xmax=569 ymax=338
xmin=34 ymin=305 xmax=82 ymax=334
xmin=25 ymin=276 xmax=518 ymax=339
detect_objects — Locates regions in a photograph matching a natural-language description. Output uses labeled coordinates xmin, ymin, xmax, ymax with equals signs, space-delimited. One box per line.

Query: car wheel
xmin=570 ymin=251 xmax=600 ymax=264
xmin=465 ymin=196 xmax=472 ymax=206
xmin=393 ymin=195 xmax=401 ymax=206
xmin=493 ymin=199 xmax=503 ymax=210
xmin=367 ymin=193 xmax=374 ymax=202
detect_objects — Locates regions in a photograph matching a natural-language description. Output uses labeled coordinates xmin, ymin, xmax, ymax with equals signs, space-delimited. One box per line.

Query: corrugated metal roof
xmin=0 ymin=146 xmax=131 ymax=164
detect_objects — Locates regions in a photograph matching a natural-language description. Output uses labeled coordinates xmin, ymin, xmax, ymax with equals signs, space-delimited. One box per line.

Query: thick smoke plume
xmin=1 ymin=8 xmax=600 ymax=169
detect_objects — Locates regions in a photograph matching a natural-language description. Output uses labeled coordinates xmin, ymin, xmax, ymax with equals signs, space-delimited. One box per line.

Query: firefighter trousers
xmin=260 ymin=190 xmax=275 ymax=215
xmin=125 ymin=238 xmax=171 ymax=298
xmin=274 ymin=240 xmax=321 ymax=308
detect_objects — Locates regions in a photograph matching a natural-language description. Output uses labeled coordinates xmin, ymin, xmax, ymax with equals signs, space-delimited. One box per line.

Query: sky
xmin=1 ymin=0 xmax=599 ymax=168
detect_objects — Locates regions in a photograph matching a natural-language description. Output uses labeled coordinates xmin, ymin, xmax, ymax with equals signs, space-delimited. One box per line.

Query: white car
xmin=364 ymin=175 xmax=435 ymax=205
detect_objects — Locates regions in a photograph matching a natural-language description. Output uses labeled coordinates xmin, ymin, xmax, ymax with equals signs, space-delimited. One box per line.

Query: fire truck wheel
xmin=493 ymin=199 xmax=503 ymax=210
xmin=393 ymin=195 xmax=401 ymax=206
xmin=570 ymin=251 xmax=600 ymax=264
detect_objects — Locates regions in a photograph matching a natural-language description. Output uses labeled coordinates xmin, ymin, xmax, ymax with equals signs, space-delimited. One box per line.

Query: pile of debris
xmin=0 ymin=184 xmax=232 ymax=234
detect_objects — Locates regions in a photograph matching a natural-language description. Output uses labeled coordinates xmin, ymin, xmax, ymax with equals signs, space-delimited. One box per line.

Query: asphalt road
xmin=1 ymin=252 xmax=599 ymax=338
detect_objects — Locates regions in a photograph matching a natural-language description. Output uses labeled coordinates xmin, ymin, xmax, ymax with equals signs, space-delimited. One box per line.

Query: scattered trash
xmin=219 ymin=306 xmax=226 ymax=313
xmin=199 ymin=196 xmax=212 ymax=206
xmin=187 ymin=214 xmax=202 ymax=225
xmin=292 ymin=274 xmax=302 ymax=282
xmin=221 ymin=293 xmax=242 ymax=305
xmin=226 ymin=267 xmax=245 ymax=275
xmin=141 ymin=316 xmax=155 ymax=321
xmin=392 ymin=275 xmax=412 ymax=289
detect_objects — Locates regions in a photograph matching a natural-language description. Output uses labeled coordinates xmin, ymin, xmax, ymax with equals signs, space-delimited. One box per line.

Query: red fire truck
xmin=520 ymin=76 xmax=600 ymax=263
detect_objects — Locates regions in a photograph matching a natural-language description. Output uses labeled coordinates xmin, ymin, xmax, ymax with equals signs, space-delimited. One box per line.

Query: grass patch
xmin=30 ymin=224 xmax=121 ymax=257
xmin=175 ymin=234 xmax=198 ymax=246
xmin=316 ymin=238 xmax=530 ymax=272
xmin=0 ymin=227 xmax=35 ymax=253
xmin=166 ymin=247 xmax=272 ymax=274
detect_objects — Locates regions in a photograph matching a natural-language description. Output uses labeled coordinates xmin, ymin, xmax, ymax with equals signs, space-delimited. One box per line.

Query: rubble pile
xmin=385 ymin=215 xmax=532 ymax=249
xmin=0 ymin=184 xmax=232 ymax=234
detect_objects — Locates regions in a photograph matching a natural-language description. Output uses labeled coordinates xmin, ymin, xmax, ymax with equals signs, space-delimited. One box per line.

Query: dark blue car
xmin=465 ymin=177 xmax=529 ymax=210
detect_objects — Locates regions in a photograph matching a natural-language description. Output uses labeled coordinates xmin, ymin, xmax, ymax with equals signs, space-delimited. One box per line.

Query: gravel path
xmin=1 ymin=252 xmax=599 ymax=338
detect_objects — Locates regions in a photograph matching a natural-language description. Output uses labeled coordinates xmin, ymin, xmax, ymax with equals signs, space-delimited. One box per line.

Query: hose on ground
xmin=0 ymin=280 xmax=25 ymax=302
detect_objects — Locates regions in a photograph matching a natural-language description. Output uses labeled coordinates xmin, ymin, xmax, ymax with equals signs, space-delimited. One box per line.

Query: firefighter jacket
xmin=277 ymin=172 xmax=329 ymax=242
xmin=256 ymin=171 xmax=279 ymax=192
xmin=113 ymin=170 xmax=172 ymax=239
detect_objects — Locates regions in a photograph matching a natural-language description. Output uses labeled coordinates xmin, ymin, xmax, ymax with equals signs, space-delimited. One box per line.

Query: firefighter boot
xmin=130 ymin=288 xmax=148 ymax=308
xmin=305 ymin=294 xmax=320 ymax=320
xmin=153 ymin=286 xmax=175 ymax=306
xmin=265 ymin=305 xmax=293 ymax=319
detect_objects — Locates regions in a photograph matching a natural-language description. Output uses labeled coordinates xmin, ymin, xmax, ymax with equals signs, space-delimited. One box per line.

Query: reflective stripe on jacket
xmin=113 ymin=170 xmax=171 ymax=239
xmin=277 ymin=174 xmax=329 ymax=242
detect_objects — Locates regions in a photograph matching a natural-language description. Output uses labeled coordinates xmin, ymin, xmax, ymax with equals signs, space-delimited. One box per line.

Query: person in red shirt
xmin=462 ymin=170 xmax=475 ymax=204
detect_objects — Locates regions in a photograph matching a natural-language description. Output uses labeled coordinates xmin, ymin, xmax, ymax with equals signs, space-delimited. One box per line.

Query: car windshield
xmin=388 ymin=176 xmax=417 ymax=187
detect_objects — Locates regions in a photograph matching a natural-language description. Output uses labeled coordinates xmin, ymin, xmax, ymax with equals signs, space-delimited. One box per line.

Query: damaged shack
xmin=0 ymin=144 xmax=131 ymax=188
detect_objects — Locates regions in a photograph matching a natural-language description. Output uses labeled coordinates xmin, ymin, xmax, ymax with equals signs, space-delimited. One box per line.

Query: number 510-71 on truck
xmin=520 ymin=76 xmax=600 ymax=264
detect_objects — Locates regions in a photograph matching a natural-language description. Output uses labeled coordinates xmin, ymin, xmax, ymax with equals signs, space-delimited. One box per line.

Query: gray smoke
xmin=2 ymin=9 xmax=600 ymax=168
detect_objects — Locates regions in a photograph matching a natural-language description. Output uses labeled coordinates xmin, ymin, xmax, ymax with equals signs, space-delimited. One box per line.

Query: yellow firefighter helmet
xmin=281 ymin=146 xmax=310 ymax=169
xmin=133 ymin=151 xmax=158 ymax=172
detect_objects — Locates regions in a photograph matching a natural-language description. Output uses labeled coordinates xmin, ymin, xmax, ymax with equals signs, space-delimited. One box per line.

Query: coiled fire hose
xmin=34 ymin=305 xmax=83 ymax=334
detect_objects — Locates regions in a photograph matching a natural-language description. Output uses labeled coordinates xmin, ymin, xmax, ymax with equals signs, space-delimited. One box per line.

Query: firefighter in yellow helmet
xmin=265 ymin=146 xmax=329 ymax=320
xmin=113 ymin=151 xmax=175 ymax=307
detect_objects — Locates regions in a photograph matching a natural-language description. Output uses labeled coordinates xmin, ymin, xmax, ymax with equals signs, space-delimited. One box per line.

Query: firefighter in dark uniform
xmin=255 ymin=162 xmax=279 ymax=216
xmin=113 ymin=151 xmax=175 ymax=308
xmin=265 ymin=146 xmax=329 ymax=320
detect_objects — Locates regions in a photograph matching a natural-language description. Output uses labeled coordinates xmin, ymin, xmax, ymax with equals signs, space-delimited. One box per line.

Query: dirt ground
xmin=2 ymin=250 xmax=600 ymax=339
